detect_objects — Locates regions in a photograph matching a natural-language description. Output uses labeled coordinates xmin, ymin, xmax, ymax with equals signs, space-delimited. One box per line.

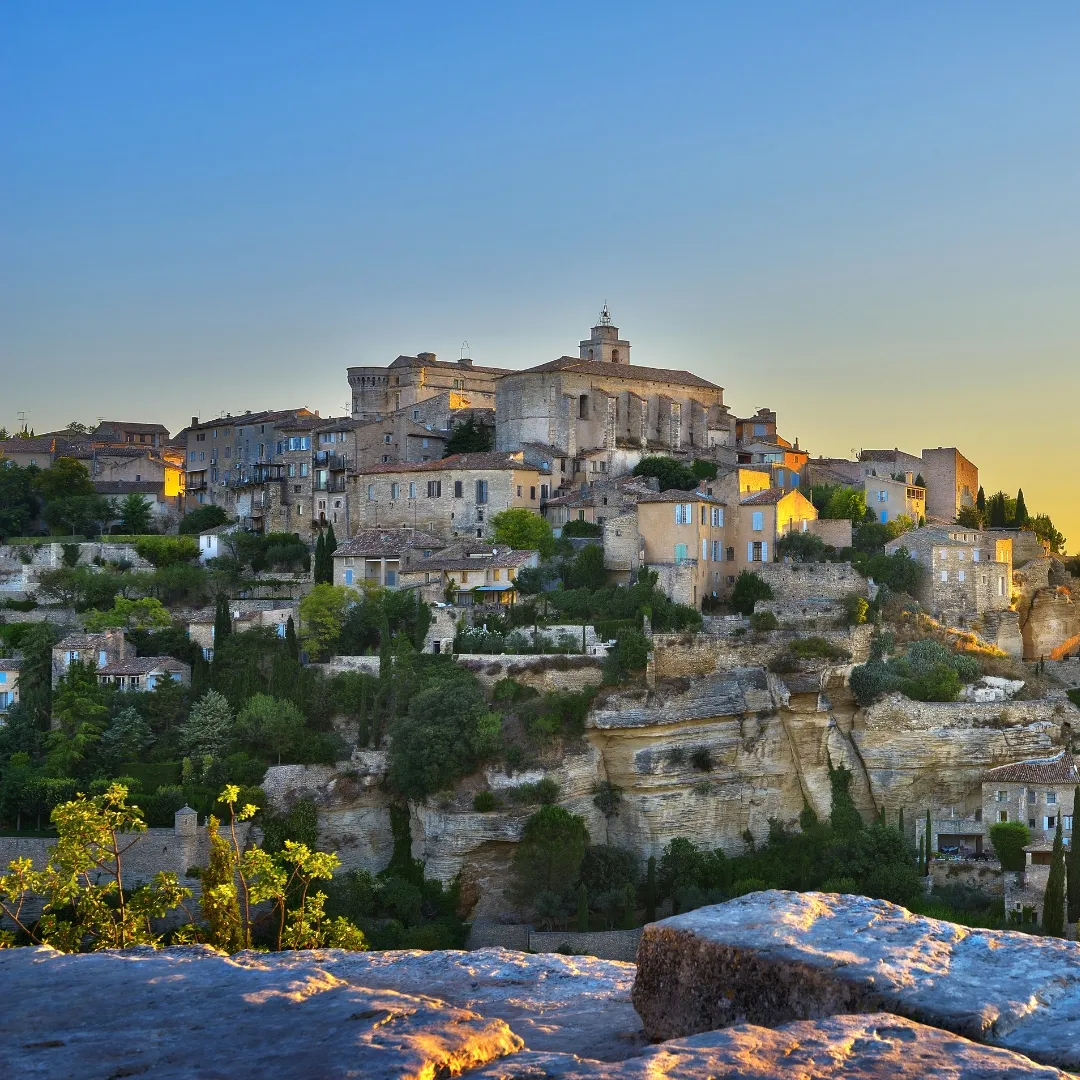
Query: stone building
xmin=543 ymin=475 xmax=657 ymax=532
xmin=332 ymin=529 xmax=445 ymax=589
xmin=349 ymin=452 xmax=546 ymax=541
xmin=862 ymin=474 xmax=926 ymax=526
xmin=349 ymin=352 xmax=511 ymax=421
xmin=885 ymin=525 xmax=1012 ymax=624
xmin=96 ymin=655 xmax=191 ymax=691
xmin=52 ymin=630 xmax=134 ymax=687
xmin=983 ymin=750 xmax=1077 ymax=842
xmin=733 ymin=487 xmax=819 ymax=582
xmin=495 ymin=311 xmax=734 ymax=483
xmin=398 ymin=541 xmax=539 ymax=607
xmin=636 ymin=491 xmax=730 ymax=607
xmin=859 ymin=448 xmax=924 ymax=481
xmin=187 ymin=601 xmax=299 ymax=661
xmin=921 ymin=447 xmax=979 ymax=523
xmin=0 ymin=658 xmax=19 ymax=716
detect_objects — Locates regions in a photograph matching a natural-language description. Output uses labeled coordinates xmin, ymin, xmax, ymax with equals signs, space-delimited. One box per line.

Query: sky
xmin=2 ymin=3 xmax=1078 ymax=550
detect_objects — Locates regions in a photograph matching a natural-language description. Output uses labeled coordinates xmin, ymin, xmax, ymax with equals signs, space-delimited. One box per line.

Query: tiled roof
xmin=98 ymin=656 xmax=187 ymax=676
xmin=355 ymin=452 xmax=543 ymax=475
xmin=94 ymin=421 xmax=170 ymax=436
xmin=983 ymin=750 xmax=1079 ymax=785
xmin=408 ymin=544 xmax=536 ymax=572
xmin=740 ymin=488 xmax=791 ymax=506
xmin=0 ymin=437 xmax=57 ymax=454
xmin=334 ymin=530 xmax=446 ymax=558
xmin=189 ymin=409 xmax=318 ymax=432
xmin=511 ymin=355 xmax=722 ymax=391
xmin=0 ymin=658 xmax=21 ymax=671
xmin=386 ymin=354 xmax=515 ymax=376
xmin=637 ymin=488 xmax=726 ymax=505
xmin=93 ymin=481 xmax=164 ymax=496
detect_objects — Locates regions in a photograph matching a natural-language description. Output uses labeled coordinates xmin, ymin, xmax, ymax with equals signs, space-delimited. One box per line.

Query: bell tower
xmin=579 ymin=304 xmax=631 ymax=364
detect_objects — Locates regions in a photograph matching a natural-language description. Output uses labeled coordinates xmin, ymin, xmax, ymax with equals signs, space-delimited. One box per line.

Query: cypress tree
xmin=213 ymin=594 xmax=232 ymax=647
xmin=1068 ymin=786 xmax=1080 ymax=924
xmin=1014 ymin=489 xmax=1029 ymax=526
xmin=976 ymin=486 xmax=986 ymax=518
xmin=576 ymin=883 xmax=589 ymax=932
xmin=314 ymin=533 xmax=327 ymax=584
xmin=1043 ymin=816 xmax=1066 ymax=937
xmin=828 ymin=761 xmax=863 ymax=839
xmin=918 ymin=835 xmax=925 ymax=876
xmin=285 ymin=616 xmax=299 ymax=661
xmin=645 ymin=856 xmax=657 ymax=923
xmin=989 ymin=492 xmax=1007 ymax=529
xmin=898 ymin=806 xmax=905 ymax=837
xmin=925 ymin=808 xmax=933 ymax=872
xmin=325 ymin=522 xmax=337 ymax=558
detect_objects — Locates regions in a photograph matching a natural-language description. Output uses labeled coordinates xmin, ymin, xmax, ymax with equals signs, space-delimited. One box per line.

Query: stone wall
xmin=456 ymin=654 xmax=605 ymax=693
xmin=527 ymin=927 xmax=642 ymax=962
xmin=755 ymin=561 xmax=867 ymax=603
xmin=311 ymin=655 xmax=382 ymax=676
xmin=928 ymin=859 xmax=1005 ymax=897
xmin=807 ymin=518 xmax=853 ymax=548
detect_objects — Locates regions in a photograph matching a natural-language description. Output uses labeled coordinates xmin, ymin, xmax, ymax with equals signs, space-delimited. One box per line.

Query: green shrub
xmin=508 ymin=776 xmax=561 ymax=806
xmin=592 ymin=781 xmax=623 ymax=817
xmin=788 ymin=637 xmax=850 ymax=660
xmin=749 ymin=611 xmax=778 ymax=632
xmin=602 ymin=627 xmax=650 ymax=684
xmin=690 ymin=747 xmax=713 ymax=772
xmin=472 ymin=791 xmax=498 ymax=812
xmin=561 ymin=519 xmax=603 ymax=538
xmin=845 ymin=595 xmax=870 ymax=626
xmin=989 ymin=821 xmax=1030 ymax=871
xmin=139 ymin=785 xmax=188 ymax=828
xmin=134 ymin=535 xmax=200 ymax=568
xmin=730 ymin=571 xmax=773 ymax=616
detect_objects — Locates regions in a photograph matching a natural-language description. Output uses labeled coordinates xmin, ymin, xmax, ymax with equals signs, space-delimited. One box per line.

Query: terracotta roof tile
xmin=983 ymin=750 xmax=1079 ymax=785
xmin=334 ymin=530 xmax=446 ymax=558
xmin=510 ymin=356 xmax=722 ymax=391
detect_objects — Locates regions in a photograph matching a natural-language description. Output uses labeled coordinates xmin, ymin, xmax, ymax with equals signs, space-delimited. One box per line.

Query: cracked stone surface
xmin=632 ymin=890 xmax=1080 ymax=1070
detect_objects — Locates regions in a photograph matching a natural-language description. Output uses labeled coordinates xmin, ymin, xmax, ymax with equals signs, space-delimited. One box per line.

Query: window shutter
xmin=762 ymin=541 xmax=768 ymax=562
xmin=747 ymin=542 xmax=753 ymax=562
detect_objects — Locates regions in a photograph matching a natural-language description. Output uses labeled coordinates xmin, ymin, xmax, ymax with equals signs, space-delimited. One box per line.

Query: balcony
xmin=315 ymin=451 xmax=349 ymax=471
xmin=315 ymin=477 xmax=347 ymax=492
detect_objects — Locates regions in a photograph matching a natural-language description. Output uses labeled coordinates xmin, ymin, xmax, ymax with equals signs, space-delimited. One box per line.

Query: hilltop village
xmin=1 ymin=308 xmax=1079 ymax=950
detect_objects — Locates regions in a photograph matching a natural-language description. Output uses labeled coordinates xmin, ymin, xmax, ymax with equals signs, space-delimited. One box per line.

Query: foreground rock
xmin=632 ymin=890 xmax=1080 ymax=1070
xmin=0 ymin=945 xmax=522 ymax=1080
xmin=470 ymin=1013 xmax=1074 ymax=1079
xmin=235 ymin=946 xmax=646 ymax=1060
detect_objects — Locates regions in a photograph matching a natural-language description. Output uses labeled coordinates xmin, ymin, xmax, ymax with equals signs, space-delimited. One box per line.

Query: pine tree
xmin=645 ymin=856 xmax=657 ymax=923
xmin=182 ymin=690 xmax=234 ymax=759
xmin=576 ymin=883 xmax=589 ymax=931
xmin=925 ymin=808 xmax=933 ymax=873
xmin=1014 ymin=489 xmax=1029 ymax=526
xmin=1043 ymin=816 xmax=1066 ymax=937
xmin=285 ymin=616 xmax=299 ymax=661
xmin=1068 ymin=786 xmax=1080 ymax=924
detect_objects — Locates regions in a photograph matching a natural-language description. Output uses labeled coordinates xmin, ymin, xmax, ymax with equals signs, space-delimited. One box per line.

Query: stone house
xmin=187 ymin=601 xmax=299 ymax=661
xmin=349 ymin=352 xmax=511 ymax=421
xmin=332 ymin=529 xmax=445 ymax=589
xmin=315 ymin=415 xmax=447 ymax=476
xmin=733 ymin=487 xmax=819 ymax=582
xmin=93 ymin=480 xmax=173 ymax=525
xmin=858 ymin=448 xmax=924 ymax=481
xmin=543 ymin=475 xmax=658 ymax=532
xmin=636 ymin=490 xmax=730 ymax=607
xmin=70 ymin=445 xmax=185 ymax=511
xmin=884 ymin=525 xmax=1012 ymax=624
xmin=349 ymin=452 xmax=546 ymax=541
xmin=0 ymin=658 xmax=19 ymax=716
xmin=983 ymin=751 xmax=1077 ymax=843
xmin=495 ymin=312 xmax=734 ymax=472
xmin=183 ymin=407 xmax=320 ymax=512
xmin=52 ymin=630 xmax=135 ymax=687
xmin=862 ymin=474 xmax=926 ymax=526
xmin=90 ymin=421 xmax=171 ymax=449
xmin=196 ymin=524 xmax=237 ymax=563
xmin=921 ymin=447 xmax=979 ymax=523
xmin=0 ymin=437 xmax=64 ymax=470
xmin=96 ymin=655 xmax=191 ymax=691
xmin=398 ymin=542 xmax=539 ymax=607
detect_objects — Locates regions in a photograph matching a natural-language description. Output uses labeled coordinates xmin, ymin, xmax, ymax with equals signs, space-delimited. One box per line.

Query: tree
xmin=443 ymin=416 xmax=494 ymax=456
xmin=602 ymin=627 xmax=650 ymax=684
xmin=299 ymin=584 xmax=355 ymax=660
xmin=513 ymin=805 xmax=589 ymax=901
xmin=313 ymin=533 xmax=328 ymax=584
xmin=576 ymin=882 xmax=589 ymax=931
xmin=179 ymin=504 xmax=230 ymax=534
xmin=1042 ymin=816 xmax=1066 ymax=937
xmin=632 ymin=456 xmax=698 ymax=492
xmin=42 ymin=494 xmax=115 ymax=536
xmin=729 ymin=570 xmax=773 ymax=616
xmin=285 ymin=616 xmax=299 ymax=660
xmin=213 ymin=593 xmax=232 ymax=649
xmin=1069 ymin=787 xmax=1080 ymax=925
xmin=989 ymin=820 xmax=1030 ymax=870
xmin=828 ymin=761 xmax=864 ymax=839
xmin=645 ymin=855 xmax=657 ymax=922
xmin=561 ymin=519 xmax=603 ymax=538
xmin=988 ymin=491 xmax=1008 ymax=528
xmin=17 ymin=623 xmax=55 ymax=730
xmin=99 ymin=706 xmax=155 ymax=767
xmin=200 ymin=816 xmax=245 ymax=953
xmin=84 ymin=596 xmax=172 ymax=632
xmin=490 ymin=508 xmax=555 ymax=558
xmin=119 ymin=494 xmax=154 ymax=535
xmin=0 ymin=462 xmax=38 ymax=540
xmin=31 ymin=457 xmax=94 ymax=502
xmin=823 ymin=486 xmax=867 ymax=521
xmin=325 ymin=522 xmax=338 ymax=559
xmin=568 ymin=543 xmax=607 ymax=590
xmin=1013 ymin=489 xmax=1029 ymax=527
xmin=134 ymin=535 xmax=200 ymax=567
xmin=46 ymin=662 xmax=109 ymax=778
xmin=1030 ymin=513 xmax=1067 ymax=555
xmin=182 ymin=690 xmax=234 ymax=759
xmin=0 ymin=784 xmax=193 ymax=950
xmin=976 ymin=486 xmax=986 ymax=518
xmin=236 ymin=694 xmax=305 ymax=764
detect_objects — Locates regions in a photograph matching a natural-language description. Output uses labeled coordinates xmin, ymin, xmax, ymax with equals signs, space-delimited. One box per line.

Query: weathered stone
xmin=288 ymin=946 xmax=645 ymax=1060
xmin=470 ymin=1014 xmax=1072 ymax=1079
xmin=632 ymin=890 xmax=1080 ymax=1069
xmin=0 ymin=945 xmax=521 ymax=1080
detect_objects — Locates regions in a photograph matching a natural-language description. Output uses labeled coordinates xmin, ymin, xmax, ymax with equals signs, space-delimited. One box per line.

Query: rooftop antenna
xmin=598 ymin=302 xmax=612 ymax=326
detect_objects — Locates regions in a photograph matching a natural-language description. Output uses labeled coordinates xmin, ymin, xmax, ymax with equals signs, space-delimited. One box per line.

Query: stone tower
xmin=174 ymin=805 xmax=198 ymax=837
xmin=579 ymin=305 xmax=631 ymax=365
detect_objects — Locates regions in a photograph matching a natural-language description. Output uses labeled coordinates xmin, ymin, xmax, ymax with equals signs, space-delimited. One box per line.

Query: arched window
xmin=611 ymin=349 xmax=620 ymax=361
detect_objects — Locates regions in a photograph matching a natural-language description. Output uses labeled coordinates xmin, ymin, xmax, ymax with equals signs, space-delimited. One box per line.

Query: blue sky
xmin=2 ymin=4 xmax=1078 ymax=547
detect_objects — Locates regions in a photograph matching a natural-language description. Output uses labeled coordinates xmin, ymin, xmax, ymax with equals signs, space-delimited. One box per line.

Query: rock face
xmin=632 ymin=890 xmax=1080 ymax=1070
xmin=3 ymin=943 xmax=1073 ymax=1079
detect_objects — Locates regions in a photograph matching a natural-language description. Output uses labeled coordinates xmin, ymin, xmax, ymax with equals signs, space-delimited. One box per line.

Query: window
xmin=973 ymin=549 xmax=981 ymax=562
xmin=386 ymin=569 xmax=397 ymax=586
xmin=1066 ymin=816 xmax=1074 ymax=831
xmin=299 ymin=463 xmax=309 ymax=477
xmin=753 ymin=423 xmax=765 ymax=436
xmin=998 ymin=577 xmax=1006 ymax=596
xmin=675 ymin=503 xmax=693 ymax=525
xmin=390 ymin=483 xmax=400 ymax=499
xmin=1029 ymin=818 xmax=1037 ymax=829
xmin=454 ymin=480 xmax=463 ymax=498
xmin=958 ymin=551 xmax=965 ymax=561
xmin=422 ymin=437 xmax=429 ymax=448
xmin=674 ymin=543 xmax=689 ymax=563
xmin=98 ymin=650 xmax=108 ymax=667
xmin=879 ymin=510 xmax=888 ymax=524
xmin=1045 ymin=816 xmax=1057 ymax=830
xmin=996 ymin=790 xmax=1008 ymax=802
xmin=701 ymin=505 xmax=707 ymax=525
xmin=749 ymin=541 xmax=766 ymax=562
xmin=713 ymin=540 xmax=721 ymax=561
xmin=578 ymin=394 xmax=589 ymax=419
xmin=384 ymin=433 xmax=392 ymax=444
xmin=1047 ymin=792 xmax=1058 ymax=805
xmin=427 ymin=480 xmax=441 ymax=498
xmin=702 ymin=538 xmax=709 ymax=560
xmin=1028 ymin=791 xmax=1037 ymax=804
xmin=476 ymin=480 xmax=488 ymax=504
xmin=541 ymin=484 xmax=549 ymax=499
xmin=367 ymin=484 xmax=375 ymax=501
xmin=530 ymin=486 xmax=536 ymax=500
xmin=711 ymin=507 xmax=724 ymax=526
xmin=998 ymin=810 xmax=1008 ymax=823
xmin=877 ymin=490 xmax=888 ymax=502
xmin=287 ymin=436 xmax=310 ymax=451
xmin=408 ymin=482 xmax=417 ymax=499
xmin=413 ymin=409 xmax=420 ymax=420
xmin=958 ymin=570 xmax=966 ymax=583
xmin=516 ymin=486 xmax=522 ymax=497
xmin=940 ymin=570 xmax=948 ymax=582
xmin=752 ymin=511 xmax=764 ymax=531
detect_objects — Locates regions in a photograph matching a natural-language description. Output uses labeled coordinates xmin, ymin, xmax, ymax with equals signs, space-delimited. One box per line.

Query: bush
xmin=989 ymin=821 xmax=1030 ymax=871
xmin=472 ymin=790 xmax=498 ymax=812
xmin=845 ymin=595 xmax=870 ymax=626
xmin=729 ymin=571 xmax=773 ymax=616
xmin=788 ymin=637 xmax=850 ymax=661
xmin=775 ymin=532 xmax=828 ymax=562
xmin=178 ymin=505 xmax=230 ymax=535
xmin=749 ymin=611 xmax=778 ymax=632
xmin=508 ymin=776 xmax=561 ymax=806
xmin=133 ymin=535 xmax=200 ymax=568
xmin=603 ymin=627 xmax=650 ymax=684
xmin=561 ymin=519 xmax=603 ymax=538
xmin=690 ymin=747 xmax=713 ymax=772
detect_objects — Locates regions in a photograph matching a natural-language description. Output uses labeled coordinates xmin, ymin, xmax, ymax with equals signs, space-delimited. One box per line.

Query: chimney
xmin=905 ymin=472 xmax=914 ymax=484
xmin=459 ymin=356 xmax=473 ymax=366
xmin=417 ymin=352 xmax=436 ymax=363
xmin=191 ymin=416 xmax=198 ymax=427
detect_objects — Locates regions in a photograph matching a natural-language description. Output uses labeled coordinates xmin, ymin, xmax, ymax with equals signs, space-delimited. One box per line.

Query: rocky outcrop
xmin=1022 ymin=586 xmax=1080 ymax=661
xmin=632 ymin=891 xmax=1080 ymax=1070
xmin=4 ymin=943 xmax=1074 ymax=1079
